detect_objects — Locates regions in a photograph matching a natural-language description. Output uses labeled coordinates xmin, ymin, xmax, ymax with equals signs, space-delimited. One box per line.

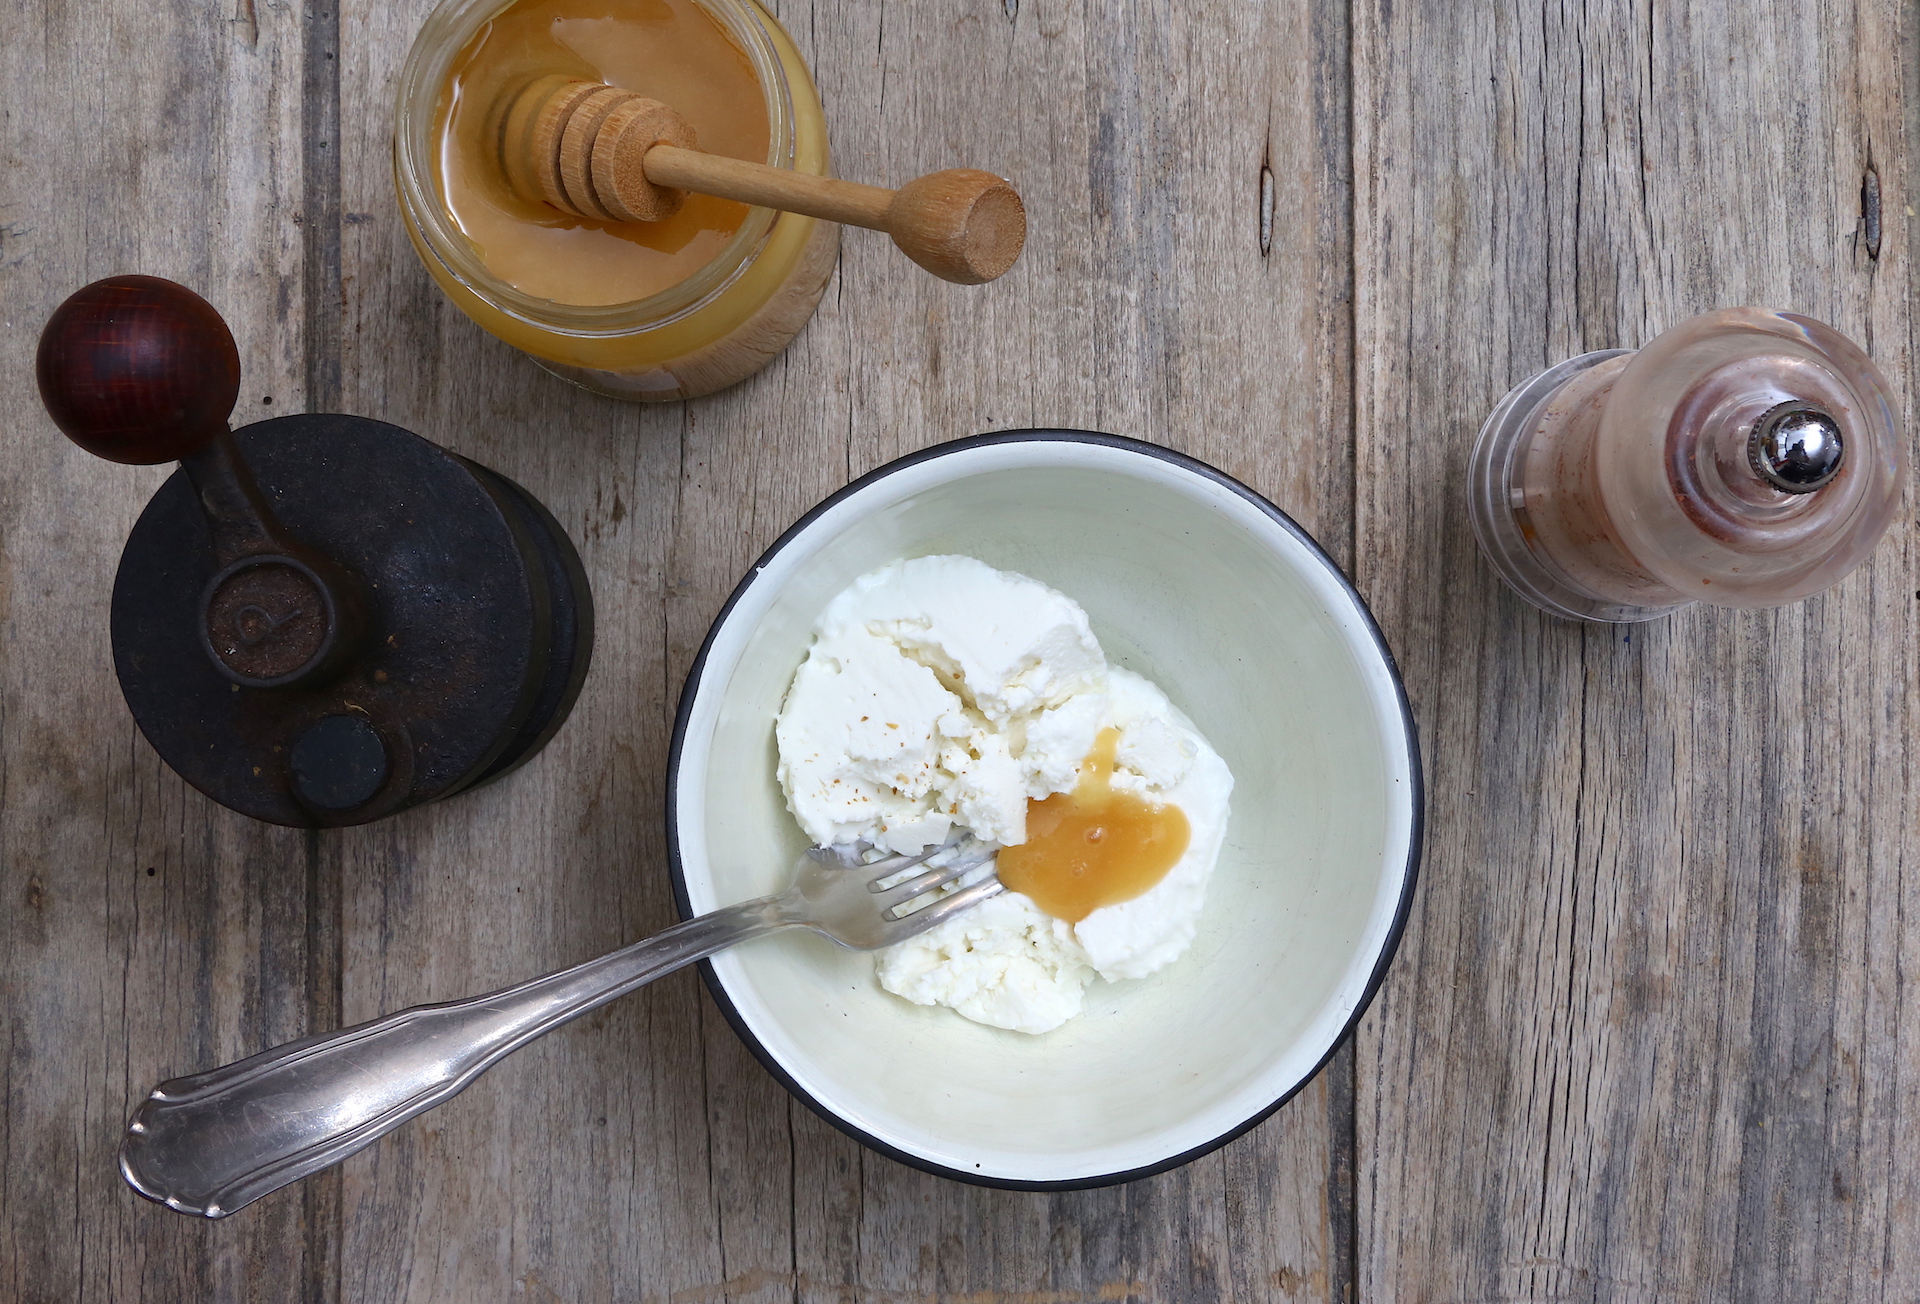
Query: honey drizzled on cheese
xmin=997 ymin=727 xmax=1190 ymax=923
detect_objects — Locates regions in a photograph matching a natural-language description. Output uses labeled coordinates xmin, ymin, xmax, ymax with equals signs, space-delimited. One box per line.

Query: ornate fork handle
xmin=121 ymin=897 xmax=792 ymax=1218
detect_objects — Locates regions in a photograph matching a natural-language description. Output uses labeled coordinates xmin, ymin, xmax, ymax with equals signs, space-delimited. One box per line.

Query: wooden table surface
xmin=4 ymin=0 xmax=1916 ymax=1299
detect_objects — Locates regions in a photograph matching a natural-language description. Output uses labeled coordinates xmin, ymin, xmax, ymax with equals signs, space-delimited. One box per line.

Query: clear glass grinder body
xmin=1468 ymin=309 xmax=1907 ymax=623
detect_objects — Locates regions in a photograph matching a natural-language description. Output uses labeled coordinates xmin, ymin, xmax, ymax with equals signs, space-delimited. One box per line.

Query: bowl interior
xmin=671 ymin=436 xmax=1417 ymax=1184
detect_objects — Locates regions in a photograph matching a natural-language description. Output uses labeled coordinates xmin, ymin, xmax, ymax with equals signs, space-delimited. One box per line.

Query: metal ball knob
xmin=1749 ymin=402 xmax=1845 ymax=493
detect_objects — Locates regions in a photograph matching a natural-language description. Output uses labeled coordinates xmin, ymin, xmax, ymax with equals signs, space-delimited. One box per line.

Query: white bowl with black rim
xmin=668 ymin=431 xmax=1422 ymax=1188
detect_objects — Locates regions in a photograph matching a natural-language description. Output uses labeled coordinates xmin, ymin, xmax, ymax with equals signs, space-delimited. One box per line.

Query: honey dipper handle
xmin=512 ymin=78 xmax=1028 ymax=283
xmin=644 ymin=146 xmax=893 ymax=228
xmin=644 ymin=147 xmax=1025 ymax=285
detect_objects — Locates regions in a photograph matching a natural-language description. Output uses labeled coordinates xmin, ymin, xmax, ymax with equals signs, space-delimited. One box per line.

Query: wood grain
xmin=322 ymin=0 xmax=1351 ymax=1298
xmin=5 ymin=0 xmax=1915 ymax=1298
xmin=0 ymin=0 xmax=326 ymax=1300
xmin=1350 ymin=0 xmax=1920 ymax=1299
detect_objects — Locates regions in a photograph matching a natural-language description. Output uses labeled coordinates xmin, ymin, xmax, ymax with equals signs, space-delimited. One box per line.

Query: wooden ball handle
xmin=37 ymin=276 xmax=241 ymax=465
xmin=37 ymin=275 xmax=368 ymax=687
xmin=502 ymin=79 xmax=1026 ymax=285
xmin=649 ymin=149 xmax=1024 ymax=286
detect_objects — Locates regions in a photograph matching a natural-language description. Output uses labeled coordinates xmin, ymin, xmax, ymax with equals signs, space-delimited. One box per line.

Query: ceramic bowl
xmin=667 ymin=431 xmax=1422 ymax=1188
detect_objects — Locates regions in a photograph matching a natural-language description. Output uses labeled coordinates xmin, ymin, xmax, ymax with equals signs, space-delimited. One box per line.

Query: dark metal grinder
xmin=36 ymin=275 xmax=594 ymax=827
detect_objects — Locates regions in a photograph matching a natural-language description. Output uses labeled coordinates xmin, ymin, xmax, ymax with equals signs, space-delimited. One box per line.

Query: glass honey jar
xmin=394 ymin=0 xmax=838 ymax=401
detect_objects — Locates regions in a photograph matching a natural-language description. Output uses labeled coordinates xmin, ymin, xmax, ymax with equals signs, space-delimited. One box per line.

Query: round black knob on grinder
xmin=37 ymin=276 xmax=594 ymax=827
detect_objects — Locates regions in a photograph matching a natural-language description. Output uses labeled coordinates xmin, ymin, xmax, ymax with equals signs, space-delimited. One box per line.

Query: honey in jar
xmin=437 ymin=0 xmax=768 ymax=306
xmin=395 ymin=0 xmax=838 ymax=400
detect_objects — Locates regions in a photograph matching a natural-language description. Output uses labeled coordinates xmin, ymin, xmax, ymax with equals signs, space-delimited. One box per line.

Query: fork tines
xmin=868 ymin=837 xmax=1001 ymax=924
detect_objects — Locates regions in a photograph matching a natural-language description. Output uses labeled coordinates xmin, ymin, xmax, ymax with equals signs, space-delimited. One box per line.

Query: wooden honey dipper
xmin=496 ymin=75 xmax=1026 ymax=285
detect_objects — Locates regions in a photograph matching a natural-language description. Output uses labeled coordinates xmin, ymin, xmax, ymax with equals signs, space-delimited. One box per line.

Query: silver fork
xmin=120 ymin=837 xmax=1000 ymax=1219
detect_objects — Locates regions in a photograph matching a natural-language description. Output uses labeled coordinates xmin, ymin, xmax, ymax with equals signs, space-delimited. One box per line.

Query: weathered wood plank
xmin=24 ymin=0 xmax=1915 ymax=1295
xmin=778 ymin=0 xmax=1357 ymax=1298
xmin=0 ymin=0 xmax=327 ymax=1300
xmin=316 ymin=0 xmax=1354 ymax=1300
xmin=1351 ymin=0 xmax=1920 ymax=1299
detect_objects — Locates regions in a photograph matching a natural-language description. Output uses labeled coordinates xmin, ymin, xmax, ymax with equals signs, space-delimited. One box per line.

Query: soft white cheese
xmin=872 ymin=891 xmax=1093 ymax=1035
xmin=776 ymin=556 xmax=1108 ymax=851
xmin=1072 ymin=671 xmax=1233 ymax=981
xmin=775 ymin=624 xmax=960 ymax=851
xmin=834 ymin=554 xmax=1106 ymax=727
xmin=775 ymin=556 xmax=1235 ymax=1034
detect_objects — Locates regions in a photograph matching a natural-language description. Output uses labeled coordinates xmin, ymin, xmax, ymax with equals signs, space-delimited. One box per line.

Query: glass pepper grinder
xmin=1467 ymin=308 xmax=1906 ymax=622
